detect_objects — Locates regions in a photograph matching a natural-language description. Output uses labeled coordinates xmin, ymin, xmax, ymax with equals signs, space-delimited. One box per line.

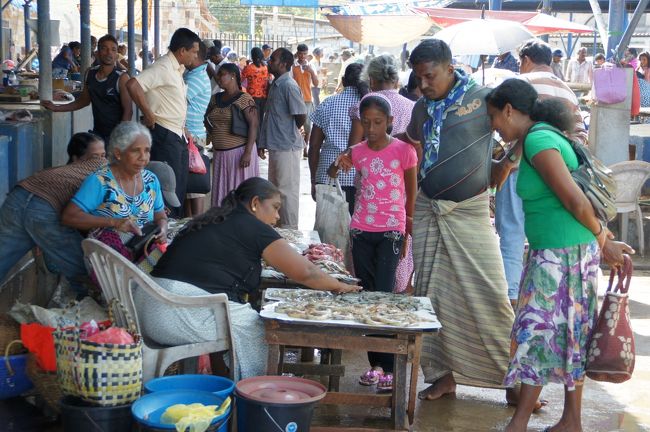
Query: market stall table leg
xmin=264 ymin=320 xmax=427 ymax=431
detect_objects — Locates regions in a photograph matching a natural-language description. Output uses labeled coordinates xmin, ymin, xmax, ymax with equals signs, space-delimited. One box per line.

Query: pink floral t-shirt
xmin=350 ymin=138 xmax=418 ymax=234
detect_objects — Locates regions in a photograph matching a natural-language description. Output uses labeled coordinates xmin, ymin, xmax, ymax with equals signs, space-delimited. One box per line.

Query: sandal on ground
xmin=377 ymin=373 xmax=393 ymax=392
xmin=359 ymin=368 xmax=383 ymax=386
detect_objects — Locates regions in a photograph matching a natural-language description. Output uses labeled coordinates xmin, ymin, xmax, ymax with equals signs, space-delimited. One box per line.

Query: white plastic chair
xmin=610 ymin=161 xmax=650 ymax=256
xmin=82 ymin=239 xmax=235 ymax=383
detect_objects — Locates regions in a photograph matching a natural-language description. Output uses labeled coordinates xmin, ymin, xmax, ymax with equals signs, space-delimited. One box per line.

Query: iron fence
xmin=211 ymin=33 xmax=288 ymax=57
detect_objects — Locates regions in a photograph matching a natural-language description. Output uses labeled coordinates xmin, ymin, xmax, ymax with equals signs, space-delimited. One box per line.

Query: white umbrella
xmin=434 ymin=18 xmax=535 ymax=56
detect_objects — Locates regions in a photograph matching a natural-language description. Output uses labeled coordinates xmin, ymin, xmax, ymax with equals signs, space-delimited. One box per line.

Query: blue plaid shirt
xmin=309 ymin=87 xmax=361 ymax=186
xmin=184 ymin=63 xmax=211 ymax=139
xmin=492 ymin=52 xmax=520 ymax=73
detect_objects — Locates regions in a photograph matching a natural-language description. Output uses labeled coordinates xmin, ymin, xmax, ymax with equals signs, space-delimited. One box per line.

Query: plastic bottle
xmin=8 ymin=71 xmax=18 ymax=86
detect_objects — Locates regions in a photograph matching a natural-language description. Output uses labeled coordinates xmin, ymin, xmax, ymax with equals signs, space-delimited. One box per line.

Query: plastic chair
xmin=81 ymin=239 xmax=235 ymax=383
xmin=610 ymin=160 xmax=650 ymax=256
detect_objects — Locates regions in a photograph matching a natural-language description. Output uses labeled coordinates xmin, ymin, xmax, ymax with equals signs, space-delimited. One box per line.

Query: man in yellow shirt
xmin=126 ymin=28 xmax=200 ymax=216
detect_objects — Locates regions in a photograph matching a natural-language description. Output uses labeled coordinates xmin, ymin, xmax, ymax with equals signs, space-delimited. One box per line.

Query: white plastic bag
xmin=314 ymin=180 xmax=351 ymax=262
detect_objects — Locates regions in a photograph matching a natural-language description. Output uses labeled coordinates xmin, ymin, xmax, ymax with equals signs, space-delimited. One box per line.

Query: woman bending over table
xmin=485 ymin=79 xmax=632 ymax=432
xmin=136 ymin=177 xmax=360 ymax=379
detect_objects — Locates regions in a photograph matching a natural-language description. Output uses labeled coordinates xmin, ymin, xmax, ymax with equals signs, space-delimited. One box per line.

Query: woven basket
xmin=54 ymin=299 xmax=143 ymax=407
xmin=0 ymin=315 xmax=24 ymax=356
xmin=26 ymin=354 xmax=62 ymax=413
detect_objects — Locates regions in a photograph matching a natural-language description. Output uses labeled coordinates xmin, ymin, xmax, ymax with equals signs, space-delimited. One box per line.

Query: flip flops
xmin=377 ymin=373 xmax=393 ymax=392
xmin=359 ymin=368 xmax=383 ymax=386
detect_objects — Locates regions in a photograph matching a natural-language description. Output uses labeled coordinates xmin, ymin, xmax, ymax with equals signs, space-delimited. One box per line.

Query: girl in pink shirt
xmin=330 ymin=94 xmax=417 ymax=390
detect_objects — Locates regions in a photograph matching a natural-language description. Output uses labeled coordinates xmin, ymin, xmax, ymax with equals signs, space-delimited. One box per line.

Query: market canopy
xmin=413 ymin=7 xmax=594 ymax=34
xmin=325 ymin=14 xmax=435 ymax=46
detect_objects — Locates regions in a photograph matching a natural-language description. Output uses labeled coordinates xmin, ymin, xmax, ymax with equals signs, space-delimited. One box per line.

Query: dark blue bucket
xmin=0 ymin=353 xmax=33 ymax=399
xmin=144 ymin=374 xmax=234 ymax=400
xmin=132 ymin=390 xmax=231 ymax=432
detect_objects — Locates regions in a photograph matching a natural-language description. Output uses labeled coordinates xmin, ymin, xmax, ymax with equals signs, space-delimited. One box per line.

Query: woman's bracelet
xmin=594 ymin=222 xmax=604 ymax=236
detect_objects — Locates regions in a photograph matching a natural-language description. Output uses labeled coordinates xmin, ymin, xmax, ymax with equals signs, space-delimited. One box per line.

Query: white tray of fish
xmin=261 ymin=292 xmax=441 ymax=330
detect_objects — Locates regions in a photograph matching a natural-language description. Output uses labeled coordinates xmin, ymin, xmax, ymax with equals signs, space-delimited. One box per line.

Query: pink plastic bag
xmin=188 ymin=137 xmax=207 ymax=174
xmin=593 ymin=66 xmax=627 ymax=104
xmin=85 ymin=327 xmax=134 ymax=345
xmin=394 ymin=235 xmax=413 ymax=293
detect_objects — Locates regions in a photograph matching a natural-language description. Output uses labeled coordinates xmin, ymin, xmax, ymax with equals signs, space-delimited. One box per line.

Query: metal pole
xmin=614 ymin=0 xmax=650 ymax=60
xmin=488 ymin=0 xmax=502 ymax=11
xmin=313 ymin=6 xmax=317 ymax=48
xmin=249 ymin=6 xmax=255 ymax=55
xmin=0 ymin=3 xmax=4 ymax=62
xmin=567 ymin=13 xmax=573 ymax=57
xmin=154 ymin=0 xmax=159 ymax=58
xmin=80 ymin=0 xmax=91 ymax=75
xmin=128 ymin=0 xmax=136 ymax=76
xmin=540 ymin=0 xmax=551 ymax=43
xmin=37 ymin=0 xmax=52 ymax=100
xmin=141 ymin=0 xmax=149 ymax=69
xmin=108 ymin=0 xmax=116 ymax=37
xmin=588 ymin=0 xmax=609 ymax=56
xmin=24 ymin=0 xmax=31 ymax=52
xmin=606 ymin=0 xmax=625 ymax=59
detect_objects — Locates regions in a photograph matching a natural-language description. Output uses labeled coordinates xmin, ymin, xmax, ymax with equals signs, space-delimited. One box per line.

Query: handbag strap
xmin=107 ymin=298 xmax=138 ymax=335
xmin=326 ymin=178 xmax=346 ymax=200
xmin=607 ymin=254 xmax=633 ymax=295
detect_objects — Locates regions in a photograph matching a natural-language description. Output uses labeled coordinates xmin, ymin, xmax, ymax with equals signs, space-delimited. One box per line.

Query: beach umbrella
xmin=434 ymin=18 xmax=535 ymax=56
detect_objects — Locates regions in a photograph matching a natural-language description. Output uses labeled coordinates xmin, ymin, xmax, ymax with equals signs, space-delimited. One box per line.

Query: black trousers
xmin=150 ymin=124 xmax=188 ymax=218
xmin=351 ymin=229 xmax=404 ymax=373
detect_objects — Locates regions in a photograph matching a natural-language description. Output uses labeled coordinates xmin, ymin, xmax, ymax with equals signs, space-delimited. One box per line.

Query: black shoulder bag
xmin=522 ymin=123 xmax=617 ymax=223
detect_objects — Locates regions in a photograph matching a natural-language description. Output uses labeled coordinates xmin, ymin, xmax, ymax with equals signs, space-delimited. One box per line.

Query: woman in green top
xmin=486 ymin=78 xmax=609 ymax=432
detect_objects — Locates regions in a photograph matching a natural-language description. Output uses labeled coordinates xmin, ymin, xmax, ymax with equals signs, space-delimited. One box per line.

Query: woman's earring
xmin=252 ymin=206 xmax=257 ymax=212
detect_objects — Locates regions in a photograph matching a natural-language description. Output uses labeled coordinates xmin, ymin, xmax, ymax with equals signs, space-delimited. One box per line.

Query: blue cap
xmin=553 ymin=49 xmax=563 ymax=57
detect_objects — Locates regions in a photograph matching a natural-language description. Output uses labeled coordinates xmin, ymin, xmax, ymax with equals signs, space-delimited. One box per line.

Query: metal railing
xmin=211 ymin=32 xmax=288 ymax=57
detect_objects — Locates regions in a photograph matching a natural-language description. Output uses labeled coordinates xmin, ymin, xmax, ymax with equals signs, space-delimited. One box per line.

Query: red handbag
xmin=586 ymin=255 xmax=635 ymax=383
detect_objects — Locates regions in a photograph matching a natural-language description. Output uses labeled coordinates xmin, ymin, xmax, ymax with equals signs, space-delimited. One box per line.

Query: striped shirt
xmin=18 ymin=157 xmax=107 ymax=213
xmin=309 ymin=87 xmax=361 ymax=186
xmin=519 ymin=71 xmax=588 ymax=146
xmin=184 ymin=63 xmax=212 ymax=140
xmin=206 ymin=92 xmax=256 ymax=151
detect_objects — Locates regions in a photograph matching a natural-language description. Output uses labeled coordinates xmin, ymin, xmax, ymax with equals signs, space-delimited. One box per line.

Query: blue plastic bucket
xmin=144 ymin=374 xmax=235 ymax=400
xmin=132 ymin=390 xmax=230 ymax=432
xmin=0 ymin=353 xmax=33 ymax=399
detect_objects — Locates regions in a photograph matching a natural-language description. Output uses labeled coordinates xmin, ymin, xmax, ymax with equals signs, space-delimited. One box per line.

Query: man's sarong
xmin=413 ymin=191 xmax=515 ymax=387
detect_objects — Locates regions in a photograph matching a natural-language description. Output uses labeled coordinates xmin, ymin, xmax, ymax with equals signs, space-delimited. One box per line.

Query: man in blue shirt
xmin=52 ymin=42 xmax=80 ymax=77
xmin=183 ymin=40 xmax=212 ymax=216
xmin=258 ymin=48 xmax=307 ymax=228
xmin=492 ymin=51 xmax=519 ymax=73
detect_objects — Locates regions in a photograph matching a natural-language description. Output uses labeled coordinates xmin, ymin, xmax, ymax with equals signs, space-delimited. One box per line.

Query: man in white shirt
xmin=310 ymin=47 xmax=325 ymax=106
xmin=566 ymin=47 xmax=593 ymax=84
xmin=336 ymin=49 xmax=354 ymax=92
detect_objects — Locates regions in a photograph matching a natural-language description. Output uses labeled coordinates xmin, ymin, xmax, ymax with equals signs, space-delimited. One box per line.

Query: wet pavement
xmin=2 ymin=157 xmax=649 ymax=431
xmin=284 ymin=157 xmax=650 ymax=431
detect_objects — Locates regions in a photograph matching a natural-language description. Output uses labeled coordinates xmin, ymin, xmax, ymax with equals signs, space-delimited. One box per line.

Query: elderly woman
xmin=348 ymin=54 xmax=415 ymax=147
xmin=136 ymin=177 xmax=359 ymax=379
xmin=62 ymin=122 xmax=168 ymax=256
xmin=0 ymin=132 xmax=105 ymax=297
xmin=308 ymin=63 xmax=368 ymax=214
xmin=205 ymin=63 xmax=259 ymax=207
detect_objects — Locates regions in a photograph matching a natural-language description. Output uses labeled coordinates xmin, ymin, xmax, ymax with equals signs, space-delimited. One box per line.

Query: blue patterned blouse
xmin=72 ymin=165 xmax=164 ymax=228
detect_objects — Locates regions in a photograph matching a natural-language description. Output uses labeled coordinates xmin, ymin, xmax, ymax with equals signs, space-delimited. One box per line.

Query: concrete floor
xmin=2 ymin=157 xmax=649 ymax=431
xmin=284 ymin=157 xmax=650 ymax=432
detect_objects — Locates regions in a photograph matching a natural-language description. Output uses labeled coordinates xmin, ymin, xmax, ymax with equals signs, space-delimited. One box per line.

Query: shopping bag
xmin=314 ymin=180 xmax=351 ymax=262
xmin=586 ymin=255 xmax=635 ymax=383
xmin=20 ymin=323 xmax=56 ymax=372
xmin=188 ymin=137 xmax=207 ymax=174
xmin=592 ymin=66 xmax=627 ymax=105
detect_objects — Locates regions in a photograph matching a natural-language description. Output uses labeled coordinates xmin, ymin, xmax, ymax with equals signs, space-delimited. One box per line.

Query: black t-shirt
xmin=151 ymin=205 xmax=282 ymax=302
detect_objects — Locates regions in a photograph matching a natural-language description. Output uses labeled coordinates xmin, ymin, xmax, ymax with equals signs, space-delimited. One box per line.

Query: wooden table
xmin=262 ymin=300 xmax=440 ymax=432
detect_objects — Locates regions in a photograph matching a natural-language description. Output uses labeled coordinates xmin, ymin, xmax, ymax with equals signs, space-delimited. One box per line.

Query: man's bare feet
xmin=417 ymin=373 xmax=456 ymax=400
xmin=506 ymin=387 xmax=548 ymax=412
